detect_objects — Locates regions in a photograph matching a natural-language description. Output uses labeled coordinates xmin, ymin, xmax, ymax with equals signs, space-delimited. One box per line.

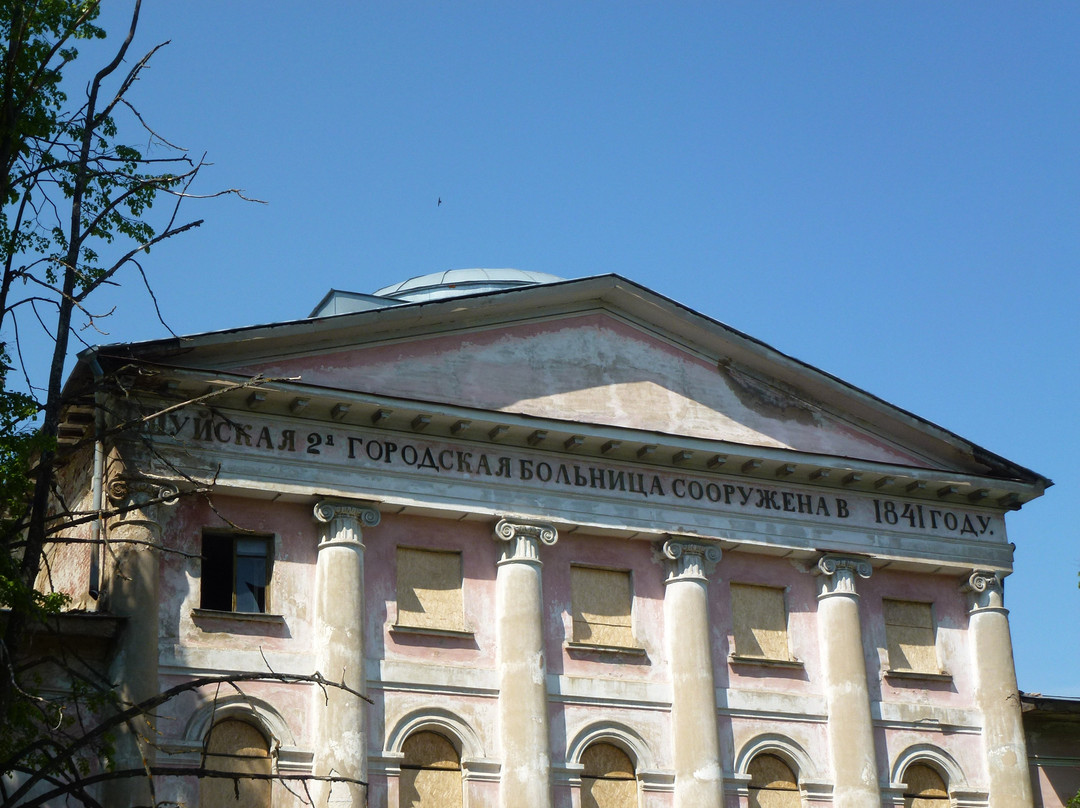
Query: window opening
xmin=200 ymin=719 xmax=272 ymax=808
xmin=400 ymin=731 xmax=462 ymax=808
xmin=883 ymin=599 xmax=939 ymax=673
xmin=570 ymin=566 xmax=636 ymax=649
xmin=581 ymin=742 xmax=637 ymax=808
xmin=748 ymin=753 xmax=800 ymax=808
xmin=201 ymin=533 xmax=270 ymax=613
xmin=730 ymin=584 xmax=792 ymax=662
xmin=903 ymin=763 xmax=949 ymax=808
xmin=396 ymin=548 xmax=465 ymax=631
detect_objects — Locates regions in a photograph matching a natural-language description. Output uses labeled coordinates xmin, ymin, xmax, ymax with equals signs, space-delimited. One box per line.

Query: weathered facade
xmin=48 ymin=271 xmax=1058 ymax=807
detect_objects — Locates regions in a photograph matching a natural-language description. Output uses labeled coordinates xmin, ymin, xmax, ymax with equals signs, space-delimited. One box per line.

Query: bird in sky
xmin=437 ymin=197 xmax=442 ymax=206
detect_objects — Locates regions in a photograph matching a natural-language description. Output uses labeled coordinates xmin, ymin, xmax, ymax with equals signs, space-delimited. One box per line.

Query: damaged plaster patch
xmin=717 ymin=359 xmax=819 ymax=426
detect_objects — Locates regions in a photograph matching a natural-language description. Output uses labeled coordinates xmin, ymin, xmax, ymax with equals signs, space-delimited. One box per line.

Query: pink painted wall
xmin=237 ymin=313 xmax=934 ymax=468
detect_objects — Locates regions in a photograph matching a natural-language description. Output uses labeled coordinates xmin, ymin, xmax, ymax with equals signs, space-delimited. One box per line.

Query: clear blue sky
xmin=60 ymin=2 xmax=1078 ymax=694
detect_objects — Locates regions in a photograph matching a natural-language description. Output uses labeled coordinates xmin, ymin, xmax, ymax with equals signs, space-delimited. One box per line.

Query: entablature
xmin=73 ymin=362 xmax=1045 ymax=513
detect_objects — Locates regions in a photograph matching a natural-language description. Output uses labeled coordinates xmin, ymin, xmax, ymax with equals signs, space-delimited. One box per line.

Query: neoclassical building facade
xmin=49 ymin=271 xmax=1055 ymax=807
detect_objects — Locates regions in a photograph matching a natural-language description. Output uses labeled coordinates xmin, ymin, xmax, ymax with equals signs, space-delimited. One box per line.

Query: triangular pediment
xmin=230 ymin=311 xmax=932 ymax=468
xmin=78 ymin=275 xmax=1045 ymax=485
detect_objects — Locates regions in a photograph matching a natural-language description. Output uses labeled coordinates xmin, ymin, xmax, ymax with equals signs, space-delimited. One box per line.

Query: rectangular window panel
xmin=883 ymin=599 xmax=938 ymax=673
xmin=396 ymin=548 xmax=465 ymax=631
xmin=570 ymin=566 xmax=635 ymax=648
xmin=200 ymin=533 xmax=270 ymax=613
xmin=730 ymin=584 xmax=791 ymax=661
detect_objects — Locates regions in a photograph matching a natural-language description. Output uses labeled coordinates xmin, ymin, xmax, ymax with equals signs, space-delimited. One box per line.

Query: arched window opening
xmin=748 ymin=753 xmax=800 ymax=808
xmin=581 ymin=742 xmax=638 ymax=808
xmin=903 ymin=763 xmax=950 ymax=808
xmin=200 ymin=719 xmax=272 ymax=808
xmin=400 ymin=731 xmax=462 ymax=808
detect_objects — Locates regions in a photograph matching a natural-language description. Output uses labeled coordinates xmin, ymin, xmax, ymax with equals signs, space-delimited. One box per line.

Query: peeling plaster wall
xmin=238 ymin=313 xmax=933 ymax=467
xmin=39 ymin=443 xmax=97 ymax=610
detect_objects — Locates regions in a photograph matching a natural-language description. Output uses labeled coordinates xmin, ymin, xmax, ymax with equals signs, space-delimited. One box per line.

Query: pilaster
xmin=493 ymin=518 xmax=558 ymax=808
xmin=661 ymin=538 xmax=724 ymax=808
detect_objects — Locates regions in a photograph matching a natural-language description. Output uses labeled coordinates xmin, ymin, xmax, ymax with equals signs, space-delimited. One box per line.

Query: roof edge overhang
xmin=59 ymin=357 xmax=1049 ymax=512
xmin=67 ymin=275 xmax=1052 ymax=492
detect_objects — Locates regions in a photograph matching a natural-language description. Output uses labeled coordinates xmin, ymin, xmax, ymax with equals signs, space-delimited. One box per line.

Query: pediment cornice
xmin=62 ymin=359 xmax=1045 ymax=513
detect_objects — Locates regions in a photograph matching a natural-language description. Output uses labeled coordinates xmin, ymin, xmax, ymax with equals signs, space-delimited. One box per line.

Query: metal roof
xmin=371 ymin=268 xmax=564 ymax=303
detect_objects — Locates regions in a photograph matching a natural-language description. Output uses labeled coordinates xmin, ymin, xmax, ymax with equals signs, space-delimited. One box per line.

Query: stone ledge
xmin=729 ymin=654 xmax=804 ymax=670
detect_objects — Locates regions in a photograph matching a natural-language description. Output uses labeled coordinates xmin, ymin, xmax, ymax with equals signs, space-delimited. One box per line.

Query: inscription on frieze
xmin=147 ymin=410 xmax=1002 ymax=540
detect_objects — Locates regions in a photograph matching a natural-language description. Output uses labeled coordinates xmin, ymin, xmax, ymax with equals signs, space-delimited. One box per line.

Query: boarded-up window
xmin=903 ymin=763 xmax=950 ymax=808
xmin=396 ymin=548 xmax=465 ymax=631
xmin=748 ymin=754 xmax=800 ymax=808
xmin=400 ymin=731 xmax=462 ymax=808
xmin=200 ymin=719 xmax=272 ymax=808
xmin=570 ymin=566 xmax=635 ymax=648
xmin=581 ymin=743 xmax=637 ymax=808
xmin=730 ymin=584 xmax=791 ymax=661
xmin=884 ymin=600 xmax=939 ymax=673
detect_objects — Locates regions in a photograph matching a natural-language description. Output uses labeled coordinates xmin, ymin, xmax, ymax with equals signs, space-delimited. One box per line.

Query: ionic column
xmin=814 ymin=554 xmax=880 ymax=808
xmin=103 ymin=476 xmax=178 ymax=808
xmin=661 ymin=538 xmax=724 ymax=808
xmin=963 ymin=571 xmax=1034 ymax=808
xmin=494 ymin=518 xmax=558 ymax=808
xmin=312 ymin=500 xmax=381 ymax=806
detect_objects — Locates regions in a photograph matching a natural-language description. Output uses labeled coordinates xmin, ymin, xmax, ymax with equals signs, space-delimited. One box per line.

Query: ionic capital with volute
xmin=662 ymin=538 xmax=722 ymax=583
xmin=494 ymin=518 xmax=558 ymax=565
xmin=313 ymin=500 xmax=380 ymax=547
xmin=815 ymin=553 xmax=872 ymax=599
xmin=962 ymin=570 xmax=1006 ymax=613
xmin=106 ymin=475 xmax=179 ymax=530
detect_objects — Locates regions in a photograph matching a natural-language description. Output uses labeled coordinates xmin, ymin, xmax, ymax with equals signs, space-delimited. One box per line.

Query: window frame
xmin=882 ymin=598 xmax=950 ymax=681
xmin=391 ymin=545 xmax=472 ymax=639
xmin=728 ymin=582 xmax=802 ymax=668
xmin=566 ymin=564 xmax=643 ymax=655
xmin=199 ymin=531 xmax=273 ymax=615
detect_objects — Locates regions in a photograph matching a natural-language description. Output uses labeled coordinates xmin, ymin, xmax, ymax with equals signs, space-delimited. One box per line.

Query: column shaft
xmin=965 ymin=572 xmax=1034 ymax=808
xmin=313 ymin=501 xmax=380 ymax=806
xmin=816 ymin=555 xmax=880 ymax=808
xmin=494 ymin=519 xmax=557 ymax=808
xmin=662 ymin=539 xmax=723 ymax=808
xmin=102 ymin=477 xmax=176 ymax=808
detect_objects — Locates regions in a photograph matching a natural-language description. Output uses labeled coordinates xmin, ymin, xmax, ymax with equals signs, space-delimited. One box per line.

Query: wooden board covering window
xmin=730 ymin=584 xmax=790 ymax=661
xmin=884 ymin=599 xmax=938 ymax=673
xmin=581 ymin=743 xmax=637 ymax=808
xmin=570 ymin=566 xmax=635 ymax=648
xmin=400 ymin=731 xmax=462 ymax=808
xmin=396 ymin=548 xmax=465 ymax=631
xmin=200 ymin=719 xmax=272 ymax=808
xmin=748 ymin=754 xmax=800 ymax=808
xmin=903 ymin=763 xmax=950 ymax=808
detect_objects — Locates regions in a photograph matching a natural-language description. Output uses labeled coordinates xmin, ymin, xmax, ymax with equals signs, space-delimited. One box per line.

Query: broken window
xmin=201 ymin=533 xmax=271 ymax=613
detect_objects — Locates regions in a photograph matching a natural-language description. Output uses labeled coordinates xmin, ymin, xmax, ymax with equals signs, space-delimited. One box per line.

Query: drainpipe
xmin=88 ymin=350 xmax=104 ymax=602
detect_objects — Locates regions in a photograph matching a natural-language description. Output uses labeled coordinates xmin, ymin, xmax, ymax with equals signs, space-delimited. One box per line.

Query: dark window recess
xmin=201 ymin=534 xmax=270 ymax=613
